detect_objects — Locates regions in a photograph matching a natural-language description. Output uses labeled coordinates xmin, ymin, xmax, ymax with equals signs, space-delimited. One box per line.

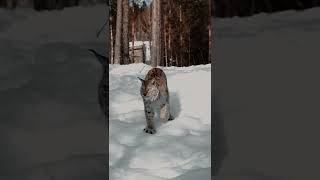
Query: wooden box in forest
xmin=129 ymin=44 xmax=145 ymax=63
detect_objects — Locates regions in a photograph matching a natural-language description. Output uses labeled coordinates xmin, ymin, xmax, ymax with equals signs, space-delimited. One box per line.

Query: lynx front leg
xmin=143 ymin=102 xmax=156 ymax=134
xmin=160 ymin=103 xmax=171 ymax=123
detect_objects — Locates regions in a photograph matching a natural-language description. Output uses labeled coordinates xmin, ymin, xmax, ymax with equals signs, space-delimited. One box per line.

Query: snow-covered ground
xmin=0 ymin=5 xmax=109 ymax=179
xmin=213 ymin=7 xmax=320 ymax=180
xmin=109 ymin=63 xmax=211 ymax=180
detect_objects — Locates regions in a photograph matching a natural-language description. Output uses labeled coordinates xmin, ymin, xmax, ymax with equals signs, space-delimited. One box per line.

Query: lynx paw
xmin=143 ymin=127 xmax=156 ymax=134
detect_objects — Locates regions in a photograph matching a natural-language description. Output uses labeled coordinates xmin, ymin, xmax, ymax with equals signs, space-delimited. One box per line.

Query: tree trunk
xmin=122 ymin=0 xmax=129 ymax=64
xmin=264 ymin=0 xmax=273 ymax=12
xmin=179 ymin=4 xmax=183 ymax=67
xmin=131 ymin=9 xmax=136 ymax=63
xmin=7 ymin=0 xmax=17 ymax=9
xmin=56 ymin=0 xmax=64 ymax=9
xmin=106 ymin=0 xmax=110 ymax=64
xmin=211 ymin=0 xmax=215 ymax=65
xmin=157 ymin=0 xmax=162 ymax=66
xmin=168 ymin=6 xmax=172 ymax=67
xmin=175 ymin=52 xmax=178 ymax=67
xmin=110 ymin=23 xmax=114 ymax=64
xmin=149 ymin=6 xmax=153 ymax=64
xmin=164 ymin=15 xmax=168 ymax=67
xmin=17 ymin=0 xmax=34 ymax=8
xmin=114 ymin=0 xmax=123 ymax=64
xmin=137 ymin=13 xmax=141 ymax=40
xmin=47 ymin=0 xmax=57 ymax=10
xmin=188 ymin=27 xmax=191 ymax=66
xmin=151 ymin=0 xmax=161 ymax=67
xmin=160 ymin=1 xmax=165 ymax=66
xmin=110 ymin=14 xmax=114 ymax=64
xmin=208 ymin=0 xmax=212 ymax=64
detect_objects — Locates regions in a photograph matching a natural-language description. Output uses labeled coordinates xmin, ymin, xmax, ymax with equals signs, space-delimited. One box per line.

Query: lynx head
xmin=138 ymin=77 xmax=159 ymax=102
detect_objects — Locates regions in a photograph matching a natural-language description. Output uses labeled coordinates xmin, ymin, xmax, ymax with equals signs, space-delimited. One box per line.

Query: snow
xmin=109 ymin=63 xmax=211 ymax=180
xmin=2 ymin=0 xmax=319 ymax=179
xmin=213 ymin=6 xmax=320 ymax=180
xmin=0 ymin=4 xmax=108 ymax=179
xmin=130 ymin=0 xmax=152 ymax=7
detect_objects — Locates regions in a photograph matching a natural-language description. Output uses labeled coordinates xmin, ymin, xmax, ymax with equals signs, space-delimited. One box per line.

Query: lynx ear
xmin=137 ymin=77 xmax=145 ymax=83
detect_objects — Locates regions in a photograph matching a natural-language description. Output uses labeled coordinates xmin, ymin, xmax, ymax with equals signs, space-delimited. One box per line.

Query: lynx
xmin=138 ymin=67 xmax=174 ymax=134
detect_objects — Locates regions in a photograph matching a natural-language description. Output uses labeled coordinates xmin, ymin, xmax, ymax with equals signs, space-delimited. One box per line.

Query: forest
xmin=109 ymin=0 xmax=212 ymax=67
xmin=2 ymin=0 xmax=320 ymax=67
xmin=109 ymin=0 xmax=320 ymax=67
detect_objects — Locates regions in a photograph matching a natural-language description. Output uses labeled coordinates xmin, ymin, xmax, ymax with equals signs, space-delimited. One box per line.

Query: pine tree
xmin=122 ymin=0 xmax=130 ymax=64
xmin=114 ymin=0 xmax=123 ymax=64
xmin=151 ymin=0 xmax=161 ymax=67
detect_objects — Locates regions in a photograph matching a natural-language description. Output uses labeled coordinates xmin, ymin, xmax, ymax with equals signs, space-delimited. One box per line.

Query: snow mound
xmin=109 ymin=63 xmax=211 ymax=180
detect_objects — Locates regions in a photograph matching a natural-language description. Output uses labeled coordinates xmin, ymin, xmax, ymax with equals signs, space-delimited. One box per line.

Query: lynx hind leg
xmin=167 ymin=92 xmax=174 ymax=121
xmin=143 ymin=103 xmax=156 ymax=134
xmin=164 ymin=89 xmax=174 ymax=121
xmin=169 ymin=113 xmax=174 ymax=121
xmin=160 ymin=103 xmax=171 ymax=123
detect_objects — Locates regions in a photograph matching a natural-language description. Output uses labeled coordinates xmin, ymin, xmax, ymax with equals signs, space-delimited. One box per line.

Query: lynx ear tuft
xmin=137 ymin=77 xmax=144 ymax=83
